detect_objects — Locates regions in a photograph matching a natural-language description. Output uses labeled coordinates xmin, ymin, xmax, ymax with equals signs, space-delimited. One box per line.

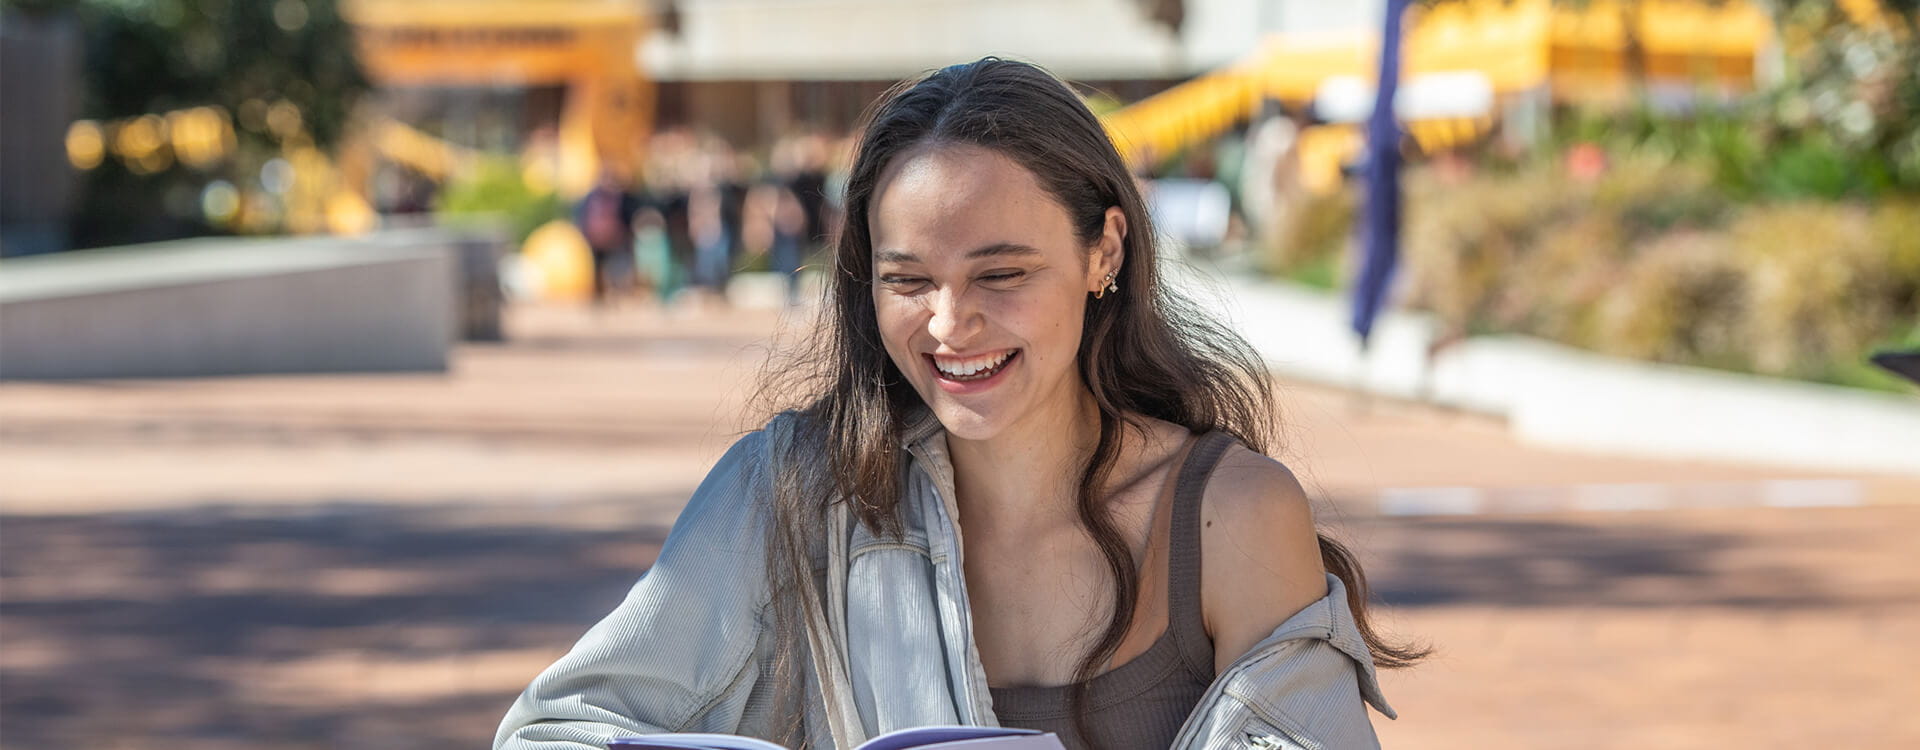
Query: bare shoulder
xmin=1199 ymin=443 xmax=1330 ymax=673
xmin=1108 ymin=415 xmax=1201 ymax=494
xmin=1200 ymin=444 xmax=1314 ymax=535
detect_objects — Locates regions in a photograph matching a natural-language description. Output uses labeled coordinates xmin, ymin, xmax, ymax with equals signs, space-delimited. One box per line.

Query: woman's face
xmin=869 ymin=143 xmax=1123 ymax=442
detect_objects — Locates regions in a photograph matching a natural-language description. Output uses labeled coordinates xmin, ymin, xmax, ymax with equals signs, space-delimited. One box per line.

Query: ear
xmin=1087 ymin=207 xmax=1127 ymax=292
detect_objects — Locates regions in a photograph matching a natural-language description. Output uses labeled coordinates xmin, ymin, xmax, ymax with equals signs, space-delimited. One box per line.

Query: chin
xmin=928 ymin=401 xmax=1006 ymax=442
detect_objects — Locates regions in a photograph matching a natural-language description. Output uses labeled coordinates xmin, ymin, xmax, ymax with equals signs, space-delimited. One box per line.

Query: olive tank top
xmin=986 ymin=431 xmax=1235 ymax=749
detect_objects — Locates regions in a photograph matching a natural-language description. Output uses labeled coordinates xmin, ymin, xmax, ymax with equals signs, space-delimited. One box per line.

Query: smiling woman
xmin=869 ymin=143 xmax=1119 ymax=437
xmin=495 ymin=58 xmax=1423 ymax=750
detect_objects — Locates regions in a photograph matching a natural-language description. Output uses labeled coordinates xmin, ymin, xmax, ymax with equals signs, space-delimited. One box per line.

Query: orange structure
xmin=342 ymin=0 xmax=652 ymax=197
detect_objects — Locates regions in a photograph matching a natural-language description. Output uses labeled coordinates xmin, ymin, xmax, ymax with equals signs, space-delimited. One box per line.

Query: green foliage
xmin=1079 ymin=91 xmax=1125 ymax=117
xmin=1560 ymin=105 xmax=1906 ymax=202
xmin=434 ymin=158 xmax=564 ymax=246
xmin=6 ymin=0 xmax=370 ymax=247
xmin=1559 ymin=0 xmax=1920 ymax=199
xmin=8 ymin=0 xmax=369 ymax=150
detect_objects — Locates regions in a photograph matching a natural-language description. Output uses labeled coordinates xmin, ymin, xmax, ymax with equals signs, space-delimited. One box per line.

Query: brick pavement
xmin=2 ymin=302 xmax=1915 ymax=749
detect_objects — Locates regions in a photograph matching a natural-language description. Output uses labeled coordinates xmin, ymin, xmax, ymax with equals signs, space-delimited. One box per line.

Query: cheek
xmin=1010 ymin=290 xmax=1087 ymax=358
xmin=872 ymin=294 xmax=924 ymax=359
xmin=1049 ymin=300 xmax=1088 ymax=354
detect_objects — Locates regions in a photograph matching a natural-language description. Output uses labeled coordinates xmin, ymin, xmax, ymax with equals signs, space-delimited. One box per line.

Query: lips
xmin=925 ymin=349 xmax=1020 ymax=388
xmin=930 ymin=349 xmax=1014 ymax=379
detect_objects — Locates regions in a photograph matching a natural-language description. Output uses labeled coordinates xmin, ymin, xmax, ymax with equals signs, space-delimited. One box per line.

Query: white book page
xmin=856 ymin=726 xmax=1062 ymax=750
xmin=909 ymin=735 xmax=1066 ymax=750
xmin=608 ymin=733 xmax=789 ymax=750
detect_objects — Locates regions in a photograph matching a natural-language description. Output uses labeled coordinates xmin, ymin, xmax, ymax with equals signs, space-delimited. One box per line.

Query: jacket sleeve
xmin=494 ymin=431 xmax=775 ymax=749
xmin=1183 ymin=574 xmax=1395 ymax=750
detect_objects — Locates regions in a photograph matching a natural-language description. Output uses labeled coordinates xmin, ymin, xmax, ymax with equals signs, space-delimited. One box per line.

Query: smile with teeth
xmin=928 ymin=350 xmax=1018 ymax=381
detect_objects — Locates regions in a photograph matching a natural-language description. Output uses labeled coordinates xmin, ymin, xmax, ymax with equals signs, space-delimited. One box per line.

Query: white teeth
xmin=934 ymin=351 xmax=1011 ymax=377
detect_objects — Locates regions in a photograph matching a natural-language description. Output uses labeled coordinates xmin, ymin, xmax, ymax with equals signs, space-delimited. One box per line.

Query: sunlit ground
xmin=2 ymin=301 xmax=1917 ymax=749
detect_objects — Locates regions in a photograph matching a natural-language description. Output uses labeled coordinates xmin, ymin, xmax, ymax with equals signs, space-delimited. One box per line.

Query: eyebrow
xmin=874 ymin=242 xmax=1043 ymax=264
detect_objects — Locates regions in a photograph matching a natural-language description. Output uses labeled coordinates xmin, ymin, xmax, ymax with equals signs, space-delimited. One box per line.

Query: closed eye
xmin=980 ymin=270 xmax=1026 ymax=283
xmin=877 ymin=275 xmax=930 ymax=292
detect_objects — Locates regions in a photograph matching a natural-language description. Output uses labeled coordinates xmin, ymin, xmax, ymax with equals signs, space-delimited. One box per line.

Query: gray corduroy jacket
xmin=495 ymin=418 xmax=1396 ymax=750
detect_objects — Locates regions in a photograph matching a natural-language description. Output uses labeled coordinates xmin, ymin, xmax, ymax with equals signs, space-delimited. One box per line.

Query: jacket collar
xmin=899 ymin=403 xmax=944 ymax=451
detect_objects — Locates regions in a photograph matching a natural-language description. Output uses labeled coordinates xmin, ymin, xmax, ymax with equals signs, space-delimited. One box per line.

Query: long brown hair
xmin=756 ymin=57 xmax=1424 ymax=748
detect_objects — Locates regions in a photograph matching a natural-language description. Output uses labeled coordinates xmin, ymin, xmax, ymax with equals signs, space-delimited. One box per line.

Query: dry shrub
xmin=1874 ymin=199 xmax=1920 ymax=296
xmin=1589 ymin=157 xmax=1726 ymax=239
xmin=1404 ymin=164 xmax=1576 ymax=333
xmin=1265 ymin=186 xmax=1357 ymax=283
xmin=1735 ymin=203 xmax=1912 ymax=378
xmin=1404 ymin=155 xmax=1720 ymax=338
xmin=1398 ymin=153 xmax=1918 ymax=388
xmin=1506 ymin=213 xmax=1627 ymax=346
xmin=1595 ymin=231 xmax=1746 ymax=365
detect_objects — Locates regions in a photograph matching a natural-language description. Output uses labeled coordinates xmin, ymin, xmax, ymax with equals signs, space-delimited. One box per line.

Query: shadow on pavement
xmin=1343 ymin=511 xmax=1918 ymax=610
xmin=5 ymin=503 xmax=1914 ymax=748
xmin=1 ymin=501 xmax=671 ymax=750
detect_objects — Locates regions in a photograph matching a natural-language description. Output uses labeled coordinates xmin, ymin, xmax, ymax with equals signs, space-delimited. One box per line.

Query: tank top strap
xmin=1167 ymin=430 xmax=1236 ymax=680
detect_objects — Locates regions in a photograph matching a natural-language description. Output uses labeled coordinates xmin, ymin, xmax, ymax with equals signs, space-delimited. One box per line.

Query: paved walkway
xmin=2 ymin=302 xmax=1915 ymax=749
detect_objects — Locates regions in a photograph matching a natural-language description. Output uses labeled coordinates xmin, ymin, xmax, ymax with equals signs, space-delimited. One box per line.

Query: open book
xmin=609 ymin=725 xmax=1064 ymax=750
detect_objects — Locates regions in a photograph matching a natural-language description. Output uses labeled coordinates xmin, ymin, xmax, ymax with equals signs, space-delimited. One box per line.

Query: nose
xmin=926 ymin=286 xmax=981 ymax=347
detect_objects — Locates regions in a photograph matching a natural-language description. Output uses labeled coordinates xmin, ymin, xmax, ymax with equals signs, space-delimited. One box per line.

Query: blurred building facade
xmin=638 ymin=0 xmax=1776 ymax=177
xmin=639 ymin=0 xmax=1305 ymax=147
xmin=11 ymin=0 xmax=1789 ymax=254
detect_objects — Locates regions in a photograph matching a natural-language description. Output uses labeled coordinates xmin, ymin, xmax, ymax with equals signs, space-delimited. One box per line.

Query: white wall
xmin=645 ymin=0 xmax=1185 ymax=81
xmin=1269 ymin=0 xmax=1384 ymax=35
xmin=643 ymin=0 xmax=1398 ymax=82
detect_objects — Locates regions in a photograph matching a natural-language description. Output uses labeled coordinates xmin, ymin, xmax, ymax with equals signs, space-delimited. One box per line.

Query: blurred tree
xmin=2 ymin=0 xmax=369 ymax=247
xmin=1753 ymin=0 xmax=1920 ymax=196
xmin=434 ymin=157 xmax=564 ymax=247
xmin=1445 ymin=0 xmax=1920 ymax=198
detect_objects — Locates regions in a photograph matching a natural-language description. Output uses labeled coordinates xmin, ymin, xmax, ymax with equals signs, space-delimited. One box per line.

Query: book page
xmin=856 ymin=726 xmax=1061 ymax=750
xmin=608 ymin=733 xmax=789 ymax=750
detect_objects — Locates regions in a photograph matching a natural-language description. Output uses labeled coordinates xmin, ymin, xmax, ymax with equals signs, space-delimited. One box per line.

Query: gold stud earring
xmin=1095 ymin=271 xmax=1116 ymax=299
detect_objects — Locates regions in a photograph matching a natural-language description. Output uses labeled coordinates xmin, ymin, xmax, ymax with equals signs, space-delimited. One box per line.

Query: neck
xmin=945 ymin=385 xmax=1102 ymax=530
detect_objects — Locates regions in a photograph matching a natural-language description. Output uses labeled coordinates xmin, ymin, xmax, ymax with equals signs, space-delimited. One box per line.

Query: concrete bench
xmin=0 ymin=233 xmax=472 ymax=379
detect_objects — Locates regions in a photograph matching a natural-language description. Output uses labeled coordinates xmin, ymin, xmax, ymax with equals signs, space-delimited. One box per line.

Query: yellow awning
xmin=1103 ymin=0 xmax=1774 ymax=168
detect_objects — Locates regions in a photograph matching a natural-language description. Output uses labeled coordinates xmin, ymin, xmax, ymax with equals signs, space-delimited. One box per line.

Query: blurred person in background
xmin=630 ymin=203 xmax=678 ymax=306
xmin=687 ymin=134 xmax=743 ymax=307
xmin=1237 ymin=99 xmax=1300 ymax=245
xmin=744 ymin=156 xmax=810 ymax=307
xmin=647 ymin=129 xmax=699 ymax=308
xmin=578 ymin=168 xmax=642 ymax=308
xmin=495 ymin=58 xmax=1420 ymax=750
xmin=721 ymin=143 xmax=752 ymax=294
xmin=787 ymin=131 xmax=835 ymax=251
